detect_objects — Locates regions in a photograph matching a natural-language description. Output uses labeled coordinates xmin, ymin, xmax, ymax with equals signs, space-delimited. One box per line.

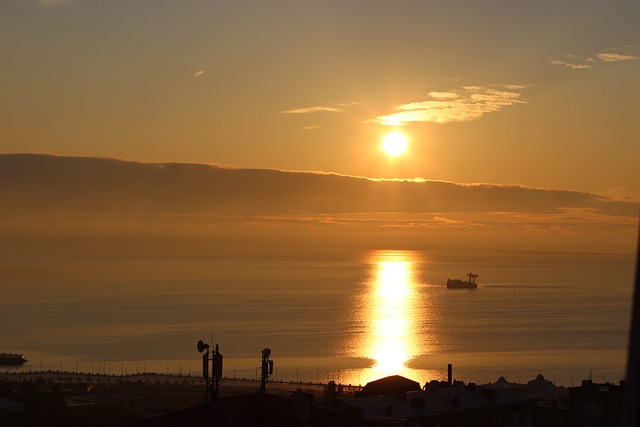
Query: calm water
xmin=0 ymin=249 xmax=635 ymax=387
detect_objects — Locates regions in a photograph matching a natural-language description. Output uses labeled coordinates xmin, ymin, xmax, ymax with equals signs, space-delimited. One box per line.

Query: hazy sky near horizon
xmin=2 ymin=1 xmax=639 ymax=197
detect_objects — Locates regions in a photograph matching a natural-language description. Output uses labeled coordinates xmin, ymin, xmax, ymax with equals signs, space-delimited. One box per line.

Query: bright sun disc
xmin=382 ymin=132 xmax=408 ymax=156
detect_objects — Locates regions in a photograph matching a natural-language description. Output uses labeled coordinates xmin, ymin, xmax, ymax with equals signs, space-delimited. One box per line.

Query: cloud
xmin=426 ymin=92 xmax=459 ymax=99
xmin=369 ymin=85 xmax=527 ymax=126
xmin=2 ymin=154 xmax=636 ymax=254
xmin=4 ymin=153 xmax=636 ymax=219
xmin=281 ymin=105 xmax=344 ymax=114
xmin=433 ymin=216 xmax=465 ymax=225
xmin=551 ymin=50 xmax=638 ymax=69
xmin=36 ymin=0 xmax=76 ymax=6
xmin=194 ymin=70 xmax=205 ymax=78
xmin=302 ymin=125 xmax=320 ymax=130
xmin=597 ymin=53 xmax=638 ymax=62
xmin=550 ymin=60 xmax=593 ymax=69
xmin=501 ymin=84 xmax=532 ymax=90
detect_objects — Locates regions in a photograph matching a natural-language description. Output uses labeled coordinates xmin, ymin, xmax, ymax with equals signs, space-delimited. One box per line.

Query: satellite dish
xmin=197 ymin=340 xmax=209 ymax=353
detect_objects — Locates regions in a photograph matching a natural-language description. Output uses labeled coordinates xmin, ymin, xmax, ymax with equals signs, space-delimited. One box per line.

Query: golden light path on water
xmin=342 ymin=250 xmax=438 ymax=386
xmin=370 ymin=258 xmax=416 ymax=373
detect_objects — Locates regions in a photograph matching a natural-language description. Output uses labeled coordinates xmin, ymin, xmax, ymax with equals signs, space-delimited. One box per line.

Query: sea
xmin=0 ymin=249 xmax=635 ymax=388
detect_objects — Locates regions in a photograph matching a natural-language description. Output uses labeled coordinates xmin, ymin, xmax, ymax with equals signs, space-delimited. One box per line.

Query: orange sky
xmin=1 ymin=1 xmax=639 ymax=198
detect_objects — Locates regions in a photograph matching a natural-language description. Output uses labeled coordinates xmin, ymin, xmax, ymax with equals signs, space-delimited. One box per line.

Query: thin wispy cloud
xmin=597 ymin=53 xmax=638 ymax=62
xmin=36 ymin=0 xmax=76 ymax=7
xmin=501 ymin=84 xmax=531 ymax=90
xmin=281 ymin=102 xmax=362 ymax=115
xmin=428 ymin=92 xmax=460 ymax=99
xmin=369 ymin=85 xmax=527 ymax=126
xmin=550 ymin=60 xmax=593 ymax=69
xmin=551 ymin=50 xmax=638 ymax=69
xmin=281 ymin=106 xmax=344 ymax=114
xmin=194 ymin=70 xmax=205 ymax=78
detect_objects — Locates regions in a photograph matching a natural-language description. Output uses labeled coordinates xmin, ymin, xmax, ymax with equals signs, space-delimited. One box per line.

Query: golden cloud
xmin=281 ymin=106 xmax=344 ymax=114
xmin=370 ymin=85 xmax=527 ymax=126
xmin=551 ymin=50 xmax=638 ymax=69
xmin=597 ymin=53 xmax=638 ymax=62
xmin=550 ymin=60 xmax=593 ymax=69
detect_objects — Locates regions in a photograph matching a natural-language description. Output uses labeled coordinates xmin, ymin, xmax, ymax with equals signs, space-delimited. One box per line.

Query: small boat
xmin=447 ymin=273 xmax=479 ymax=289
xmin=0 ymin=353 xmax=27 ymax=366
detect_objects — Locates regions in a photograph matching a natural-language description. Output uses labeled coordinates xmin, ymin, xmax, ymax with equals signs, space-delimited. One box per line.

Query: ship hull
xmin=0 ymin=353 xmax=27 ymax=366
xmin=446 ymin=279 xmax=478 ymax=289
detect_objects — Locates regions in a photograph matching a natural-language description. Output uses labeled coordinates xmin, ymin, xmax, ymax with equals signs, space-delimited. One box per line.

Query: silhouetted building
xmin=130 ymin=392 xmax=407 ymax=427
xmin=524 ymin=374 xmax=555 ymax=396
xmin=568 ymin=380 xmax=624 ymax=427
xmin=347 ymin=382 xmax=537 ymax=426
xmin=357 ymin=375 xmax=421 ymax=398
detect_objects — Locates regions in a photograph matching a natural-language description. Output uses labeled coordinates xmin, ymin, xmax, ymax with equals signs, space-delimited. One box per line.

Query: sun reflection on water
xmin=369 ymin=260 xmax=415 ymax=372
xmin=345 ymin=250 xmax=433 ymax=385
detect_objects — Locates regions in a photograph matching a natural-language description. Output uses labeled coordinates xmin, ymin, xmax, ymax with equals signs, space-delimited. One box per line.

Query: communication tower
xmin=197 ymin=339 xmax=223 ymax=402
xmin=256 ymin=348 xmax=274 ymax=394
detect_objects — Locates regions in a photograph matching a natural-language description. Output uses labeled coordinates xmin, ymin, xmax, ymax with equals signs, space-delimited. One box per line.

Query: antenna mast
xmin=197 ymin=338 xmax=223 ymax=402
xmin=256 ymin=348 xmax=273 ymax=394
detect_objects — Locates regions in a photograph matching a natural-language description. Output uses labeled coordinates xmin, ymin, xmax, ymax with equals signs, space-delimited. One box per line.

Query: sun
xmin=382 ymin=132 xmax=408 ymax=156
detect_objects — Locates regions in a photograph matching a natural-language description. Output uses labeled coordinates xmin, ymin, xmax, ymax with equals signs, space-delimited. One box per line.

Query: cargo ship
xmin=0 ymin=353 xmax=27 ymax=366
xmin=446 ymin=272 xmax=479 ymax=289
